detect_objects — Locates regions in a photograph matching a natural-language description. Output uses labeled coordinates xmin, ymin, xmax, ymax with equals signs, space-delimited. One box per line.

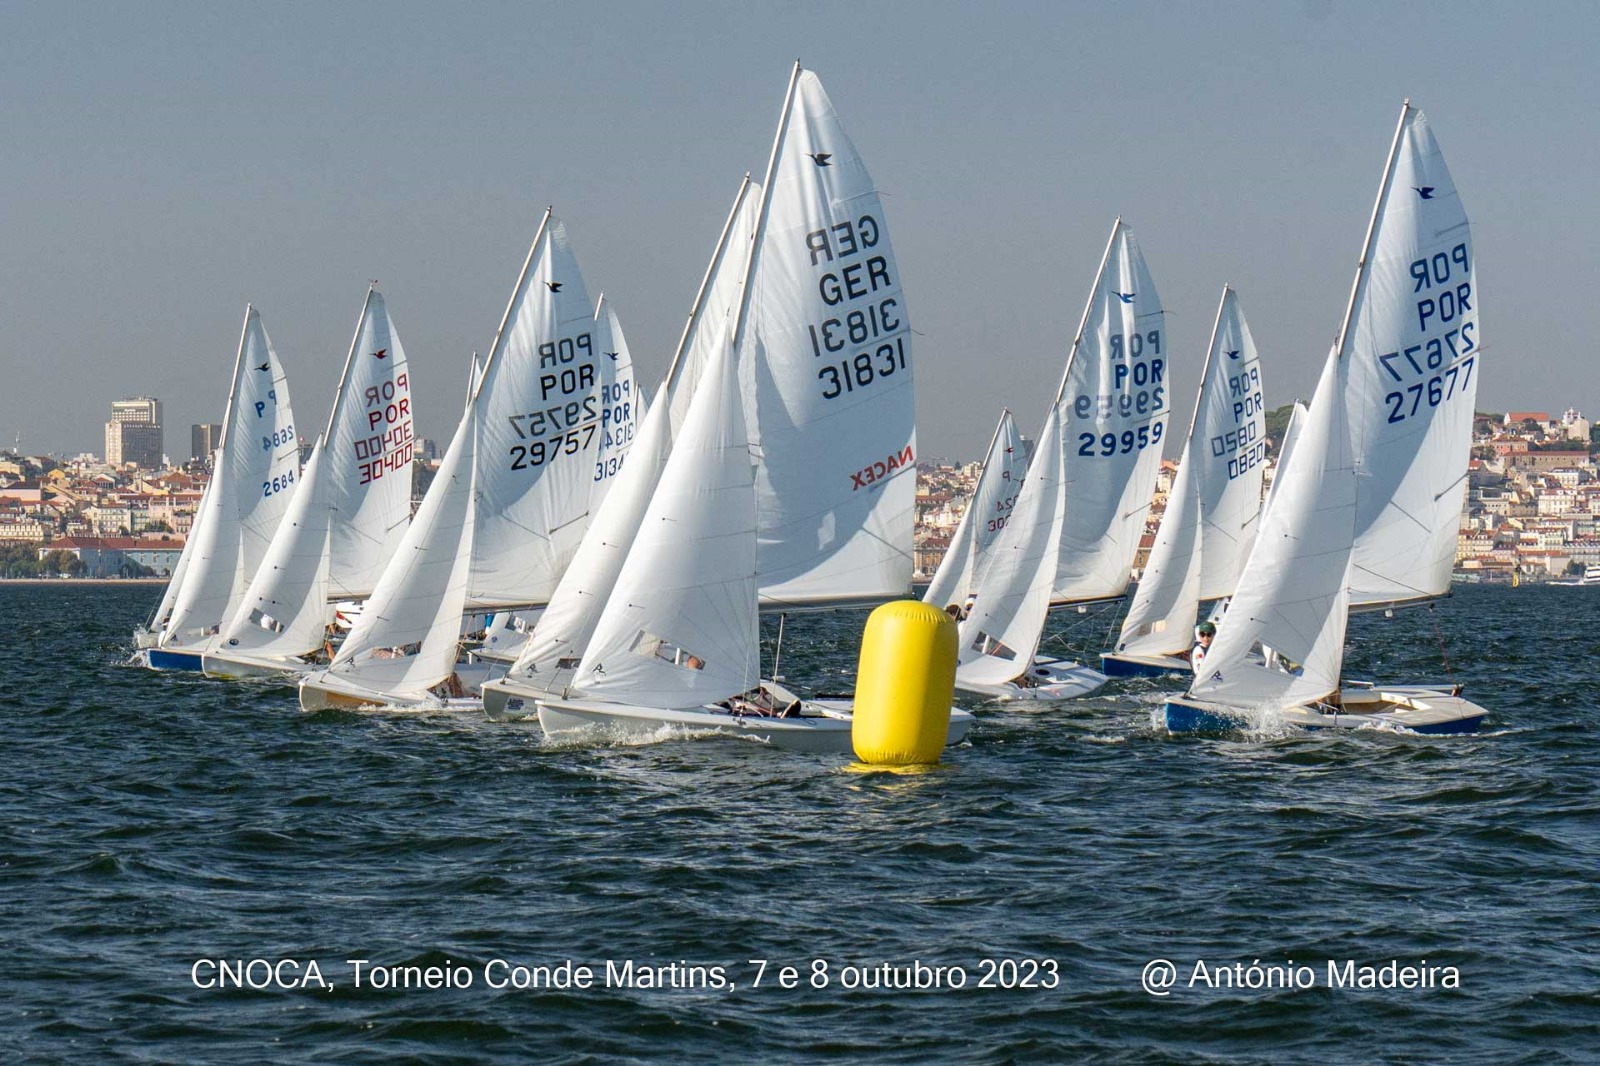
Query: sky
xmin=2 ymin=0 xmax=1596 ymax=463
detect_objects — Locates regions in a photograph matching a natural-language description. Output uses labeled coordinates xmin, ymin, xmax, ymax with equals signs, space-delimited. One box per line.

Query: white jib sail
xmin=1190 ymin=349 xmax=1355 ymax=708
xmin=509 ymin=181 xmax=760 ymax=681
xmin=955 ymin=403 xmax=1068 ymax=687
xmin=1053 ymin=221 xmax=1171 ymax=604
xmin=326 ymin=289 xmax=417 ymax=599
xmin=216 ymin=440 xmax=332 ymax=659
xmin=147 ymin=470 xmax=214 ymax=634
xmin=742 ymin=67 xmax=917 ymax=608
xmin=1117 ymin=286 xmax=1267 ymax=657
xmin=469 ymin=213 xmax=620 ymax=609
xmin=923 ymin=409 xmax=1027 ymax=612
xmin=1344 ymin=105 xmax=1477 ymax=609
xmin=1264 ymin=401 xmax=1310 ymax=518
xmin=318 ymin=400 xmax=478 ymax=699
xmin=162 ymin=308 xmax=299 ymax=646
xmin=572 ymin=332 xmax=759 ymax=709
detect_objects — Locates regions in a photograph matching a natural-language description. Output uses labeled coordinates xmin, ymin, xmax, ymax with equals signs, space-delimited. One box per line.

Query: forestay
xmin=1052 ymin=221 xmax=1170 ymax=604
xmin=162 ymin=308 xmax=299 ymax=646
xmin=1345 ymin=106 xmax=1477 ymax=609
xmin=572 ymin=335 xmax=759 ymax=708
xmin=923 ymin=409 xmax=1027 ymax=612
xmin=1117 ymin=287 xmax=1266 ymax=657
xmin=742 ymin=68 xmax=917 ymax=608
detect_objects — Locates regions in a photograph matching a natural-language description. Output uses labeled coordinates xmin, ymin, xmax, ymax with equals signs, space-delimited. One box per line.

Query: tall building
xmin=105 ymin=397 xmax=163 ymax=468
xmin=191 ymin=423 xmax=222 ymax=463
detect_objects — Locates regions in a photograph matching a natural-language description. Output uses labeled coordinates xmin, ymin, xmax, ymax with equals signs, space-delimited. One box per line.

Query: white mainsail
xmin=1345 ymin=107 xmax=1478 ymax=610
xmin=571 ymin=334 xmax=758 ymax=708
xmin=1191 ymin=102 xmax=1477 ymax=709
xmin=1053 ymin=220 xmax=1171 ymax=604
xmin=325 ymin=289 xmax=416 ymax=599
xmin=161 ymin=308 xmax=299 ymax=647
xmin=508 ymin=180 xmax=759 ymax=682
xmin=954 ymin=404 xmax=1068 ymax=686
xmin=922 ymin=409 xmax=1027 ymax=612
xmin=743 ymin=67 xmax=917 ymax=608
xmin=469 ymin=213 xmax=620 ymax=609
xmin=1116 ymin=287 xmax=1267 ymax=658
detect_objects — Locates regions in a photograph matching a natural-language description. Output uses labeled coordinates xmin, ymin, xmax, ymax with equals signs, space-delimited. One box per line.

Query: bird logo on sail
xmin=1413 ymin=186 xmax=1436 ymax=199
xmin=372 ymin=348 xmax=388 ymax=360
xmin=546 ymin=281 xmax=563 ymax=292
xmin=1225 ymin=349 xmax=1241 ymax=360
xmin=255 ymin=362 xmax=271 ymax=372
xmin=604 ymin=351 xmax=619 ymax=361
xmin=807 ymin=152 xmax=832 ymax=167
xmin=1115 ymin=292 xmax=1136 ymax=303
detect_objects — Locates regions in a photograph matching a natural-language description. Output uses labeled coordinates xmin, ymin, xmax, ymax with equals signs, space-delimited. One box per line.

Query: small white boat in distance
xmin=1552 ymin=564 xmax=1600 ymax=586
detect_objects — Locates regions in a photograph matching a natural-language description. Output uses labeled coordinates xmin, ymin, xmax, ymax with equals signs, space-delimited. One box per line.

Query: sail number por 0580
xmin=818 ymin=337 xmax=907 ymax=400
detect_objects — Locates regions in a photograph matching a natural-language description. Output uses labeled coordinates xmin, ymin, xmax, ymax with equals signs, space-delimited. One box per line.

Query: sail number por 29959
xmin=1078 ymin=422 xmax=1163 ymax=457
xmin=818 ymin=337 xmax=907 ymax=400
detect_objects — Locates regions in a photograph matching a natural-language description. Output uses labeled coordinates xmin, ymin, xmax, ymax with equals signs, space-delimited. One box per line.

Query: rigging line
xmin=1427 ymin=600 xmax=1456 ymax=686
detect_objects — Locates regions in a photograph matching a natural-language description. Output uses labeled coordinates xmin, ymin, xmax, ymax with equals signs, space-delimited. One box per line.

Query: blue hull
xmin=145 ymin=648 xmax=205 ymax=672
xmin=1100 ymin=653 xmax=1186 ymax=679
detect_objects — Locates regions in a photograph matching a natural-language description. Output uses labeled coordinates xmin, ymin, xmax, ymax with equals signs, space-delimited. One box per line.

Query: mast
xmin=1184 ymin=286 xmax=1231 ymax=445
xmin=730 ymin=60 xmax=803 ymax=352
xmin=475 ymin=207 xmax=554 ymax=396
xmin=1054 ymin=219 xmax=1123 ymax=405
xmin=322 ymin=286 xmax=378 ymax=440
xmin=215 ymin=305 xmax=256 ymax=451
xmin=660 ymin=175 xmax=755 ymax=393
xmin=1332 ymin=102 xmax=1412 ymax=365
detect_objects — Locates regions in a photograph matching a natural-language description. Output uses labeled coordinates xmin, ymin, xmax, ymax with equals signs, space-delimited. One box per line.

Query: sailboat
xmin=202 ymin=288 xmax=416 ymax=678
xmin=297 ymin=212 xmax=638 ymax=710
xmin=532 ymin=64 xmax=973 ymax=752
xmin=470 ymin=293 xmax=643 ymax=669
xmin=953 ymin=221 xmax=1169 ymax=701
xmin=1164 ymin=102 xmax=1488 ymax=735
xmin=141 ymin=307 xmax=299 ymax=670
xmin=1101 ymin=286 xmax=1268 ymax=677
xmin=481 ymin=178 xmax=759 ymax=718
xmin=921 ymin=409 xmax=1027 ymax=616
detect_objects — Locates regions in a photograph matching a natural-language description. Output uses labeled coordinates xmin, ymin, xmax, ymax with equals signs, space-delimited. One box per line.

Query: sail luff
xmin=475 ymin=208 xmax=553 ymax=397
xmin=730 ymin=62 xmax=802 ymax=351
xmin=1333 ymin=103 xmax=1412 ymax=367
xmin=1053 ymin=220 xmax=1123 ymax=406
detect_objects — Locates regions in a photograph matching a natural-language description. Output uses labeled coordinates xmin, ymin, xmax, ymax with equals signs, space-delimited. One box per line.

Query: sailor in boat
xmin=1190 ymin=621 xmax=1216 ymax=672
xmin=943 ymin=603 xmax=962 ymax=621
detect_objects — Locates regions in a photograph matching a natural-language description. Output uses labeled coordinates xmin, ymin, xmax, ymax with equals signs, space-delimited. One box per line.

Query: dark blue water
xmin=4 ymin=583 xmax=1597 ymax=1063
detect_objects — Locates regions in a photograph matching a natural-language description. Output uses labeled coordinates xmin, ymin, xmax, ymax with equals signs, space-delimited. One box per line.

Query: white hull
xmin=480 ymin=671 xmax=574 ymax=721
xmin=298 ymin=662 xmax=499 ymax=713
xmin=202 ymin=649 xmax=317 ymax=679
xmin=1165 ymin=684 xmax=1487 ymax=735
xmin=954 ymin=655 xmax=1108 ymax=702
xmin=535 ymin=696 xmax=975 ymax=755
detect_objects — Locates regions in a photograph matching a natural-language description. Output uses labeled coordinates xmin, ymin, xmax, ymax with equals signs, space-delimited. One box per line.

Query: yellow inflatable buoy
xmin=851 ymin=600 xmax=958 ymax=765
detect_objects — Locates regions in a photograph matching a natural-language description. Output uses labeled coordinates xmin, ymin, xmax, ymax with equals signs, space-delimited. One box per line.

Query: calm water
xmin=3 ymin=583 xmax=1597 ymax=1063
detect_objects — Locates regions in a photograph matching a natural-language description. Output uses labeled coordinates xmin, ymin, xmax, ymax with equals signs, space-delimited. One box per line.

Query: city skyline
xmin=2 ymin=2 xmax=1597 ymax=461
